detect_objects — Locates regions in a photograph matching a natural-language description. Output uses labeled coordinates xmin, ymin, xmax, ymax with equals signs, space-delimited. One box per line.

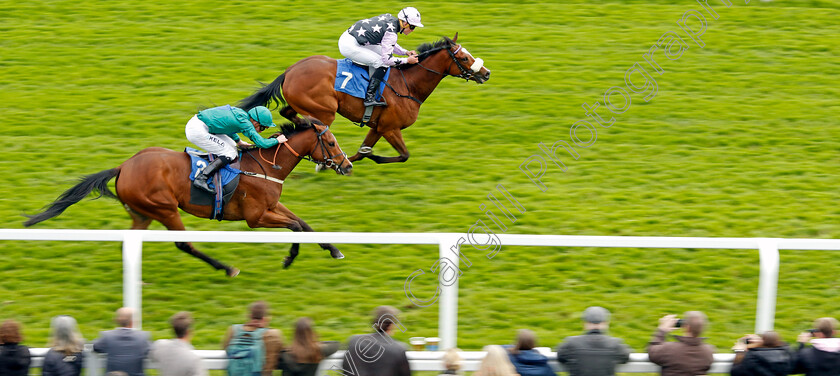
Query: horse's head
xmin=282 ymin=116 xmax=353 ymax=175
xmin=442 ymin=33 xmax=491 ymax=84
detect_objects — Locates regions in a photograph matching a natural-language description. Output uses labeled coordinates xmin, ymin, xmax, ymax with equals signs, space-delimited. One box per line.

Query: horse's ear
xmin=452 ymin=32 xmax=458 ymax=43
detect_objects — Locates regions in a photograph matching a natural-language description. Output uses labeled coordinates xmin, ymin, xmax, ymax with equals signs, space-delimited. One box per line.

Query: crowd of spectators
xmin=3 ymin=306 xmax=840 ymax=376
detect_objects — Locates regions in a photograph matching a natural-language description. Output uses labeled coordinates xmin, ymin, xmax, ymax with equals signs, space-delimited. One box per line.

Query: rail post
xmin=438 ymin=235 xmax=459 ymax=350
xmin=755 ymin=239 xmax=779 ymax=333
xmin=122 ymin=232 xmax=143 ymax=329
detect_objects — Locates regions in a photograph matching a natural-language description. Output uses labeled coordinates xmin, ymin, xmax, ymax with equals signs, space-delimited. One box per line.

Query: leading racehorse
xmin=239 ymin=33 xmax=490 ymax=164
xmin=24 ymin=116 xmax=352 ymax=276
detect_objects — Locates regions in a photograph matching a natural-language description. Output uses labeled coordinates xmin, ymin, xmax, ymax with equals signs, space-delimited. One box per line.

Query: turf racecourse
xmin=1 ymin=0 xmax=839 ymax=360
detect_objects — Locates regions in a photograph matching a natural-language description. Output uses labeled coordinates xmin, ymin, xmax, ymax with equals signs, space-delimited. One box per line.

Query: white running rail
xmin=3 ymin=229 xmax=840 ymax=353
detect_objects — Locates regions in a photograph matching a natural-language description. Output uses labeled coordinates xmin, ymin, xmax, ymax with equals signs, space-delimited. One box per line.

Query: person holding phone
xmin=647 ymin=312 xmax=714 ymax=376
xmin=730 ymin=331 xmax=792 ymax=376
xmin=792 ymin=317 xmax=840 ymax=376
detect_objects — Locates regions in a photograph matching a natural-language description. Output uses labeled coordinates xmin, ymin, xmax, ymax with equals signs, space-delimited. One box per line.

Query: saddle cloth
xmin=334 ymin=58 xmax=391 ymax=100
xmin=185 ymin=148 xmax=241 ymax=215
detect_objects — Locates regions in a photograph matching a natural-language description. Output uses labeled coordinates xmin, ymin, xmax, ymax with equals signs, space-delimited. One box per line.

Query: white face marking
xmin=470 ymin=58 xmax=484 ymax=72
xmin=458 ymin=47 xmax=484 ymax=72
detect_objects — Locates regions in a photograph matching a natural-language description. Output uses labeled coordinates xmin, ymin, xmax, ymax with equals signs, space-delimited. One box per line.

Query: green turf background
xmin=1 ymin=0 xmax=839 ymax=362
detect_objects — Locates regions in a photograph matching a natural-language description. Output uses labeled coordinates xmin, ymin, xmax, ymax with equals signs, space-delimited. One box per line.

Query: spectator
xmin=279 ymin=317 xmax=339 ymax=376
xmin=93 ymin=307 xmax=152 ymax=376
xmin=647 ymin=312 xmax=714 ymax=376
xmin=43 ymin=315 xmax=85 ymax=376
xmin=506 ymin=330 xmax=554 ymax=376
xmin=150 ymin=311 xmax=207 ymax=376
xmin=730 ymin=331 xmax=792 ymax=376
xmin=0 ymin=320 xmax=31 ymax=376
xmin=792 ymin=317 xmax=840 ymax=375
xmin=222 ymin=301 xmax=283 ymax=376
xmin=438 ymin=347 xmax=462 ymax=376
xmin=557 ymin=306 xmax=630 ymax=376
xmin=340 ymin=306 xmax=411 ymax=376
xmin=475 ymin=345 xmax=519 ymax=376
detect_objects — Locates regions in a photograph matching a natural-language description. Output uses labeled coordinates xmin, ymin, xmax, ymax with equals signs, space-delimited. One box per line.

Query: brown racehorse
xmin=24 ymin=116 xmax=353 ymax=276
xmin=239 ymin=33 xmax=490 ymax=164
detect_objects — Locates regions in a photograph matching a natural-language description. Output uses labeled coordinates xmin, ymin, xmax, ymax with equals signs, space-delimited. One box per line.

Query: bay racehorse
xmin=24 ymin=116 xmax=352 ymax=276
xmin=239 ymin=33 xmax=490 ymax=164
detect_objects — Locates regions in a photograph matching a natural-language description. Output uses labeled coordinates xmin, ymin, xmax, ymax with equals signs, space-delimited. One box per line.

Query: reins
xmin=242 ymin=125 xmax=347 ymax=185
xmin=384 ymin=42 xmax=477 ymax=104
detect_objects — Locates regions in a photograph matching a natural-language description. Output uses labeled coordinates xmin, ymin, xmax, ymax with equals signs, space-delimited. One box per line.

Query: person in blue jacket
xmin=185 ymin=105 xmax=285 ymax=193
xmin=506 ymin=329 xmax=555 ymax=376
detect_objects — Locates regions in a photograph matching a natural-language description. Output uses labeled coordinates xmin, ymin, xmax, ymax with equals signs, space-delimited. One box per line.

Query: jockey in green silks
xmin=185 ymin=105 xmax=286 ymax=193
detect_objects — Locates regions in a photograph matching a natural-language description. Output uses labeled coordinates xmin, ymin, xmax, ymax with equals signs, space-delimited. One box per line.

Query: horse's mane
xmin=416 ymin=37 xmax=454 ymax=56
xmin=269 ymin=116 xmax=323 ymax=139
xmin=395 ymin=37 xmax=455 ymax=69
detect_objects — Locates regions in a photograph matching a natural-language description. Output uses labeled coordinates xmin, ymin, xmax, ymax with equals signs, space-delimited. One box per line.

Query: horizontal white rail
xmin=4 ymin=229 xmax=840 ymax=250
xmin=26 ymin=348 xmax=736 ymax=374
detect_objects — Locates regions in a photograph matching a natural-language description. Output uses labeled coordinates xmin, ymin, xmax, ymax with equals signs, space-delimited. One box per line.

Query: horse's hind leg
xmin=248 ymin=203 xmax=343 ymax=269
xmin=126 ymin=205 xmax=153 ymax=230
xmin=154 ymin=211 xmax=240 ymax=277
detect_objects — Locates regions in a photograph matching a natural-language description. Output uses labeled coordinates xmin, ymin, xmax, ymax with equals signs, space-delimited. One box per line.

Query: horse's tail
xmin=23 ymin=168 xmax=120 ymax=227
xmin=239 ymin=73 xmax=287 ymax=111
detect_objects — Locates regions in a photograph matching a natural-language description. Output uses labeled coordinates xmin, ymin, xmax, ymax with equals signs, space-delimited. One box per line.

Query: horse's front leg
xmin=248 ymin=203 xmax=342 ymax=268
xmin=348 ymin=128 xmax=383 ymax=162
xmin=366 ymin=129 xmax=410 ymax=164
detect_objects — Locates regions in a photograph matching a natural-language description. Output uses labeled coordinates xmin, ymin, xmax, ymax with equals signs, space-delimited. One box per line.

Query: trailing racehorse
xmin=24 ymin=116 xmax=352 ymax=276
xmin=239 ymin=33 xmax=490 ymax=164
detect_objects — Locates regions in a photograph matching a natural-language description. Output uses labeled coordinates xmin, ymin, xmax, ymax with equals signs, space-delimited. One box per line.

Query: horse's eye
xmin=329 ymin=142 xmax=336 ymax=147
xmin=461 ymin=57 xmax=469 ymax=62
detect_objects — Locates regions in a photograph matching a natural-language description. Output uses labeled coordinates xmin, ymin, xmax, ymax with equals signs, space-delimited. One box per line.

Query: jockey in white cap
xmin=338 ymin=7 xmax=424 ymax=107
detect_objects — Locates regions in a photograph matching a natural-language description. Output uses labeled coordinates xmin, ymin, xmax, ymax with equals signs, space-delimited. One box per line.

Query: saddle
xmin=185 ymin=148 xmax=241 ymax=220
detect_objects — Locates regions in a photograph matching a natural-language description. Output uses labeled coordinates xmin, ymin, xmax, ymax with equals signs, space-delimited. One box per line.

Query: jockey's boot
xmin=192 ymin=156 xmax=231 ymax=194
xmin=363 ymin=67 xmax=388 ymax=107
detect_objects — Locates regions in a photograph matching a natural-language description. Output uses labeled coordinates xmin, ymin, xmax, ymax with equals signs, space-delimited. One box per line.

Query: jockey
xmin=338 ymin=7 xmax=424 ymax=107
xmin=185 ymin=105 xmax=286 ymax=193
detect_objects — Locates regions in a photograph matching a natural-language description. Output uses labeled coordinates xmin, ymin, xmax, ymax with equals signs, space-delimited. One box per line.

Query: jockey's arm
xmin=240 ymin=126 xmax=279 ymax=149
xmin=380 ymin=32 xmax=407 ymax=66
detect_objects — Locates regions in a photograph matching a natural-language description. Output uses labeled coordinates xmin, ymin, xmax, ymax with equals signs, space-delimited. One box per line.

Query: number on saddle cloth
xmin=334 ymin=58 xmax=391 ymax=100
xmin=185 ymin=147 xmax=242 ymax=188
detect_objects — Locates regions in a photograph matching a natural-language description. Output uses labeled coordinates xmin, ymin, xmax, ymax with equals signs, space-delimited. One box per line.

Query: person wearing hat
xmin=338 ymin=7 xmax=424 ymax=107
xmin=557 ymin=306 xmax=631 ymax=376
xmin=185 ymin=104 xmax=286 ymax=193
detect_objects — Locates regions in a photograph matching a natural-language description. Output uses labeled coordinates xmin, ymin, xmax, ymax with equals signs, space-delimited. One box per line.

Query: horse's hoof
xmin=283 ymin=257 xmax=294 ymax=269
xmin=227 ymin=267 xmax=240 ymax=277
xmin=331 ymin=250 xmax=345 ymax=259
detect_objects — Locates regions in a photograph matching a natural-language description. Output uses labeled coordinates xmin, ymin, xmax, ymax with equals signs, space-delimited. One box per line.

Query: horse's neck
xmin=243 ymin=138 xmax=310 ymax=181
xmin=398 ymin=53 xmax=449 ymax=102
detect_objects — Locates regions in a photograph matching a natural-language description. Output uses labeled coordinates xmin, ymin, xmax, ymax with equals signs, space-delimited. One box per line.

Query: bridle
xmin=385 ymin=43 xmax=485 ymax=105
xmin=416 ymin=43 xmax=485 ymax=81
xmin=256 ymin=125 xmax=348 ymax=173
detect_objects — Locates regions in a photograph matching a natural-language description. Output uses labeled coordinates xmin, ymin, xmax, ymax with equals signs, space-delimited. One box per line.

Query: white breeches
xmin=338 ymin=31 xmax=385 ymax=68
xmin=185 ymin=115 xmax=238 ymax=160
